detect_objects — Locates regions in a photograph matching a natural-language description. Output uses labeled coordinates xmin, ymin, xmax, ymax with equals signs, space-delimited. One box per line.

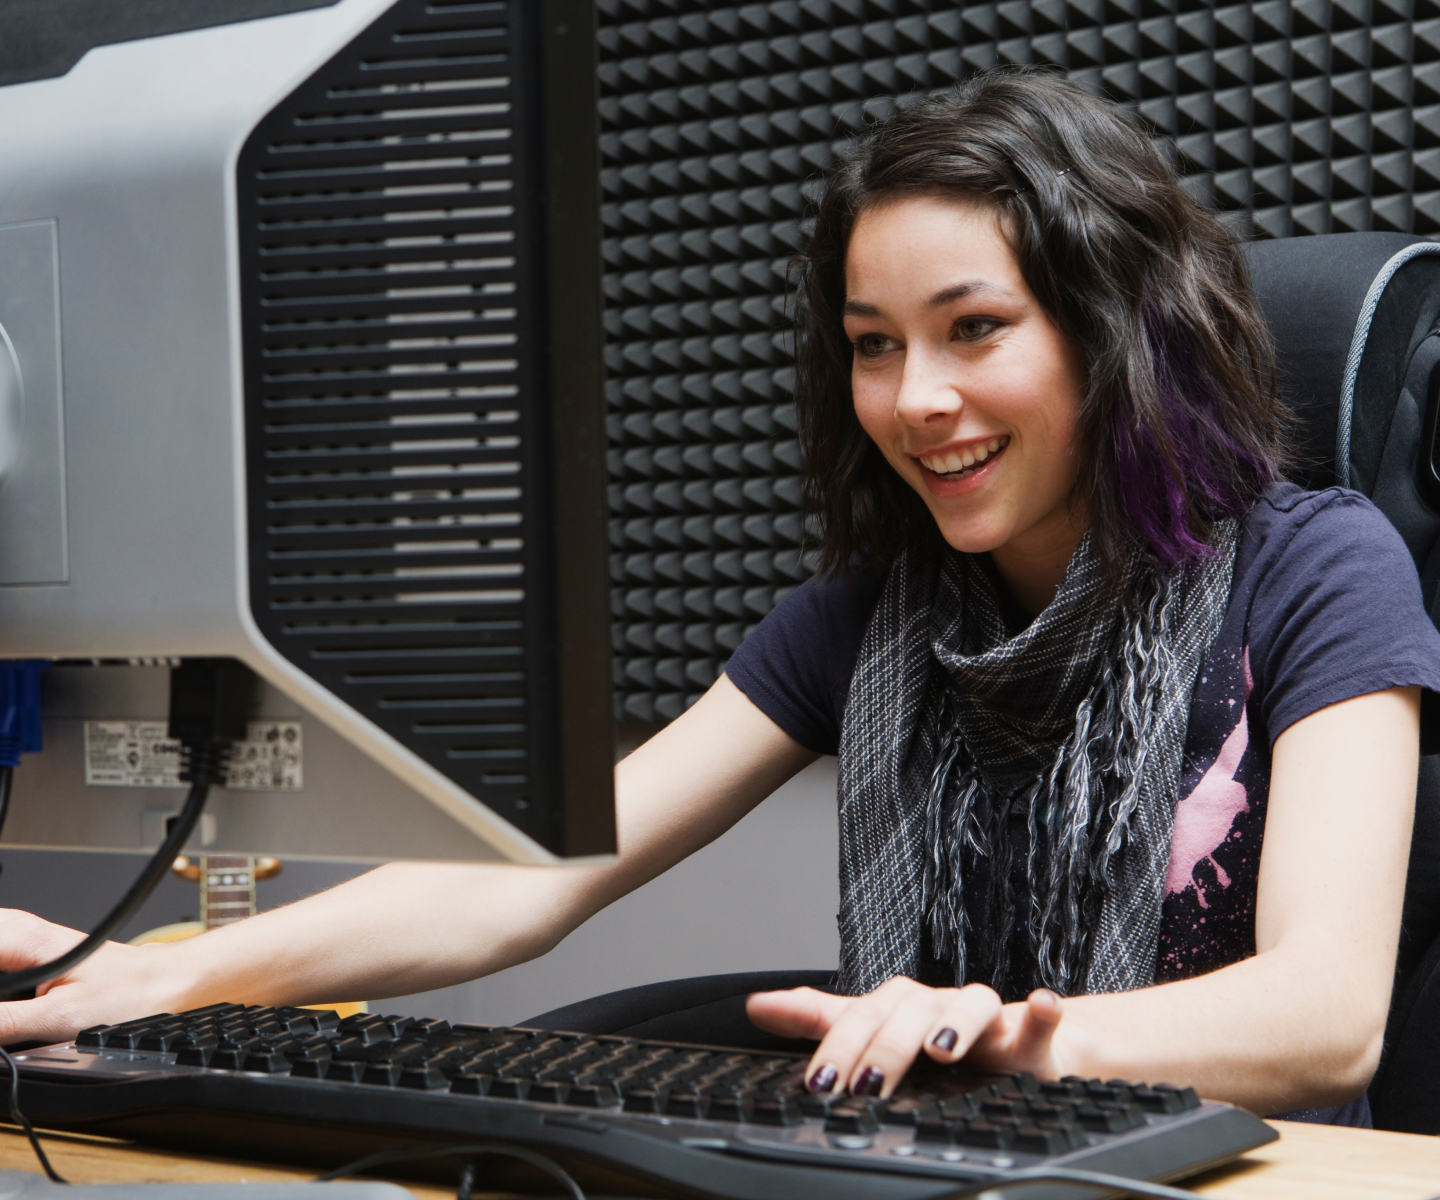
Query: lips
xmin=916 ymin=435 xmax=1009 ymax=479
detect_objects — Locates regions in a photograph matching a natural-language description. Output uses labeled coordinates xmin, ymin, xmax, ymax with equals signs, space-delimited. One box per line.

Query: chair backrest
xmin=1242 ymin=232 xmax=1440 ymax=1133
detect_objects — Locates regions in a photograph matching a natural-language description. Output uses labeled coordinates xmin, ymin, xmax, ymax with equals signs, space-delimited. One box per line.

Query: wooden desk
xmin=0 ymin=1120 xmax=1434 ymax=1199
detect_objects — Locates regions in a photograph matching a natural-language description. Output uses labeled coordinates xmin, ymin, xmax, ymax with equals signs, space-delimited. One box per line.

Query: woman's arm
xmin=750 ymin=687 xmax=1418 ymax=1112
xmin=0 ymin=675 xmax=817 ymax=1046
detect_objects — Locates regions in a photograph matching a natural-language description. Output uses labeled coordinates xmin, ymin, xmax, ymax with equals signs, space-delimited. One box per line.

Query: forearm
xmin=1058 ymin=938 xmax=1387 ymax=1113
xmin=136 ymin=675 xmax=817 ymax=1014
xmin=156 ymin=859 xmax=609 ymax=1010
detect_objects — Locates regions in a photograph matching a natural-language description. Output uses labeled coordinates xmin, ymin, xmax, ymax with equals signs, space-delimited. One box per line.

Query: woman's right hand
xmin=0 ymin=910 xmax=186 ymax=1046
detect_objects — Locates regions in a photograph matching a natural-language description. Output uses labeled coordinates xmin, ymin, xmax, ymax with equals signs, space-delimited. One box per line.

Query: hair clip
xmin=1056 ymin=168 xmax=1072 ymax=178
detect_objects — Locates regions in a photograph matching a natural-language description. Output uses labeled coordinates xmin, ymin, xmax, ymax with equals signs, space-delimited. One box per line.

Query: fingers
xmin=745 ymin=987 xmax=850 ymax=1040
xmin=922 ymin=985 xmax=1007 ymax=1063
xmin=802 ymin=978 xmax=1003 ymax=1099
xmin=1015 ymin=988 xmax=1064 ymax=1058
xmin=0 ymin=910 xmax=86 ymax=972
xmin=0 ymin=913 xmax=178 ymax=1047
xmin=969 ymin=988 xmax=1066 ymax=1077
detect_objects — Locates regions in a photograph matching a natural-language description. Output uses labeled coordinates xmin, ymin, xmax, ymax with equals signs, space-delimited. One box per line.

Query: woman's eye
xmin=853 ymin=333 xmax=894 ymax=358
xmin=956 ymin=317 xmax=999 ymax=341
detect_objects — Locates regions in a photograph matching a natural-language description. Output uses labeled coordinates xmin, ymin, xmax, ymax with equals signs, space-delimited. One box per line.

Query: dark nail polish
xmin=932 ymin=1027 xmax=959 ymax=1052
xmin=853 ymin=1066 xmax=885 ymax=1096
xmin=807 ymin=1063 xmax=837 ymax=1093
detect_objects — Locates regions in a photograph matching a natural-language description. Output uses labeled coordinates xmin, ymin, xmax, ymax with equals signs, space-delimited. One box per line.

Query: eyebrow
xmin=842 ymin=280 xmax=1013 ymax=318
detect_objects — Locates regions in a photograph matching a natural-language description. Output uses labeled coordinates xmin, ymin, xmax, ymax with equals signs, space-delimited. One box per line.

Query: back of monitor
xmin=0 ymin=0 xmax=615 ymax=864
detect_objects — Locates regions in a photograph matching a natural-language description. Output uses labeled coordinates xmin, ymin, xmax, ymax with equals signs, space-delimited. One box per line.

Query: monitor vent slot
xmin=237 ymin=0 xmax=565 ymax=842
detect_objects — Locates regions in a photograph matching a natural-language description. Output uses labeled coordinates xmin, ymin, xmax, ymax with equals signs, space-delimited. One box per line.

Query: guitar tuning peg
xmin=171 ymin=855 xmax=201 ymax=883
xmin=254 ymin=856 xmax=283 ymax=882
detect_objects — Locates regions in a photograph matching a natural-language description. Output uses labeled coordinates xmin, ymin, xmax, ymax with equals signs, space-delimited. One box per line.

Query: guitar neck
xmin=200 ymin=857 xmax=258 ymax=930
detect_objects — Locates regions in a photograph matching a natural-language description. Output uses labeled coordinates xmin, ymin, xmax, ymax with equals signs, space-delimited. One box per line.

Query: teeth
xmin=921 ymin=436 xmax=1008 ymax=475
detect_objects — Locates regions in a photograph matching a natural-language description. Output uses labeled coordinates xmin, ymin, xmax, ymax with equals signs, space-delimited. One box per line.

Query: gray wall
xmin=2 ymin=754 xmax=839 ymax=1027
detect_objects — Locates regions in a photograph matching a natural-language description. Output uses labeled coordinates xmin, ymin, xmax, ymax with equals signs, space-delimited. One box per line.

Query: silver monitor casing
xmin=0 ymin=0 xmax=612 ymax=866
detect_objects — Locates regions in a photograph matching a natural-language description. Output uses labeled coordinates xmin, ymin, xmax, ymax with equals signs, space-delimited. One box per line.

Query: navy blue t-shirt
xmin=726 ymin=484 xmax=1440 ymax=1125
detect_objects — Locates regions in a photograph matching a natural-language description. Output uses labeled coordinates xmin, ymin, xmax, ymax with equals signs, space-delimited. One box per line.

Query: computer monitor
xmin=0 ymin=0 xmax=615 ymax=864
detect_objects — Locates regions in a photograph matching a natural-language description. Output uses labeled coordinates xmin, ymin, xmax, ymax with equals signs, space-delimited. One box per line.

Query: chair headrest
xmin=1242 ymin=233 xmax=1440 ymax=493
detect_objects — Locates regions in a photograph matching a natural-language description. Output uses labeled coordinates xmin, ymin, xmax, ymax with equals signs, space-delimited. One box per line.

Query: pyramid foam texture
xmin=600 ymin=0 xmax=1437 ymax=724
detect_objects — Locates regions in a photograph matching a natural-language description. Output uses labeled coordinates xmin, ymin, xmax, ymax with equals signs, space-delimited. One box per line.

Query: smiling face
xmin=843 ymin=194 xmax=1089 ymax=611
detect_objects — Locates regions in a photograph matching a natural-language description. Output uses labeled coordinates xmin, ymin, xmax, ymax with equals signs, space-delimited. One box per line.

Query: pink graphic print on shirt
xmin=1164 ymin=650 xmax=1254 ymax=908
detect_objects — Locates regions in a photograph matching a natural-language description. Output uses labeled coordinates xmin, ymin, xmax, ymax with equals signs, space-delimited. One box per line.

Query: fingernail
xmin=853 ymin=1066 xmax=885 ymax=1096
xmin=932 ymin=1027 xmax=959 ymax=1052
xmin=807 ymin=1063 xmax=837 ymax=1093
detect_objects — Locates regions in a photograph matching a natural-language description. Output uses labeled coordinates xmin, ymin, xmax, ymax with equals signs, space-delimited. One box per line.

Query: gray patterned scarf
xmin=835 ymin=525 xmax=1238 ymax=999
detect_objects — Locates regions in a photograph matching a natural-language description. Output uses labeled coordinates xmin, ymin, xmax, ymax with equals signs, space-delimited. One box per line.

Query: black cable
xmin=0 ymin=780 xmax=210 ymax=994
xmin=0 ymin=764 xmax=13 ymax=842
xmin=0 ymin=1045 xmax=65 ymax=1184
xmin=933 ymin=1166 xmax=1220 ymax=1200
xmin=314 ymin=1142 xmax=585 ymax=1200
xmin=0 ymin=764 xmax=12 ymax=885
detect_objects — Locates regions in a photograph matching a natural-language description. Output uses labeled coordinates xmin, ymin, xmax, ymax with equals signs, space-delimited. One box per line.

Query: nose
xmin=892 ymin=345 xmax=962 ymax=428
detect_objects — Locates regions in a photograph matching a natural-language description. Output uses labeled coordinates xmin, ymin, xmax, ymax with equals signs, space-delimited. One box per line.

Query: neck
xmin=988 ymin=511 xmax=1088 ymax=616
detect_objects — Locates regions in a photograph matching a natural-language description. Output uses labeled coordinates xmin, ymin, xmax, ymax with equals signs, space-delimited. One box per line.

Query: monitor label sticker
xmin=83 ymin=721 xmax=304 ymax=791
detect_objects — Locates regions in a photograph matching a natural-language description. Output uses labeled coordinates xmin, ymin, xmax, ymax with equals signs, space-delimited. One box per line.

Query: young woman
xmin=0 ymin=71 xmax=1436 ymax=1127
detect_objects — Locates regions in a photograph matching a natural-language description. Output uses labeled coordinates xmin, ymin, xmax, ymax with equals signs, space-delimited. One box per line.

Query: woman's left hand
xmin=746 ymin=976 xmax=1075 ymax=1097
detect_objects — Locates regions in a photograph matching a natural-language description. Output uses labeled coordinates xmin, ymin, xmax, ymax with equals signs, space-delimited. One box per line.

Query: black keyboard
xmin=11 ymin=1003 xmax=1276 ymax=1199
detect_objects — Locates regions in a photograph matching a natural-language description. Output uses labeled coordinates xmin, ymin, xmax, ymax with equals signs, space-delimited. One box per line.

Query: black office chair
xmin=530 ymin=232 xmax=1440 ymax=1132
xmin=1247 ymin=232 xmax=1440 ymax=1135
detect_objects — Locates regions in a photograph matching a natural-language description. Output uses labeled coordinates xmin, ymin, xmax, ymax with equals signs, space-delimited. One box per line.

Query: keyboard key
xmin=364 ymin=1040 xmax=427 ymax=1066
xmin=706 ymin=1093 xmax=753 ymax=1122
xmin=824 ymin=1104 xmax=881 ymax=1136
xmin=751 ymin=1097 xmax=803 ymax=1126
xmin=566 ymin=1084 xmax=622 ymax=1108
xmin=242 ymin=1051 xmax=291 ymax=1074
xmin=176 ymin=1046 xmax=214 ymax=1068
xmin=275 ymin=1010 xmax=321 ymax=1035
xmin=960 ymin=1121 xmax=1016 ymax=1150
xmin=940 ymin=1093 xmax=981 ymax=1119
xmin=1027 ymin=1101 xmax=1077 ymax=1123
xmin=664 ymin=1091 xmax=710 ymax=1119
xmin=1075 ymin=1103 xmax=1146 ymax=1133
xmin=488 ymin=1077 xmax=531 ymax=1100
xmin=527 ymin=1081 xmax=570 ymax=1104
xmin=337 ymin=1020 xmax=392 ymax=1047
xmin=75 ymin=1026 xmax=109 ymax=1048
xmin=324 ymin=1061 xmax=364 ymax=1083
xmin=623 ymin=1088 xmax=668 ymax=1114
xmin=1014 ymin=1125 xmax=1071 ymax=1155
xmin=284 ymin=1038 xmax=332 ymax=1064
xmin=797 ymin=1091 xmax=843 ymax=1118
xmin=981 ymin=1098 xmax=1029 ymax=1119
xmin=1137 ymin=1084 xmax=1202 ymax=1113
xmin=879 ymin=1098 xmax=939 ymax=1126
xmin=404 ymin=1018 xmax=452 ymax=1038
xmin=915 ymin=1117 xmax=962 ymax=1145
xmin=449 ymin=1074 xmax=492 ymax=1096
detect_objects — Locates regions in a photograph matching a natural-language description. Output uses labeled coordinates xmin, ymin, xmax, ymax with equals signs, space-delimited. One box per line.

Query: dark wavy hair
xmin=795 ymin=70 xmax=1288 ymax=580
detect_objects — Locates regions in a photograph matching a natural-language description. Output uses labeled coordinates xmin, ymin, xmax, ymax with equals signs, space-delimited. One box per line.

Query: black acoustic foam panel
xmin=599 ymin=0 xmax=1435 ymax=724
